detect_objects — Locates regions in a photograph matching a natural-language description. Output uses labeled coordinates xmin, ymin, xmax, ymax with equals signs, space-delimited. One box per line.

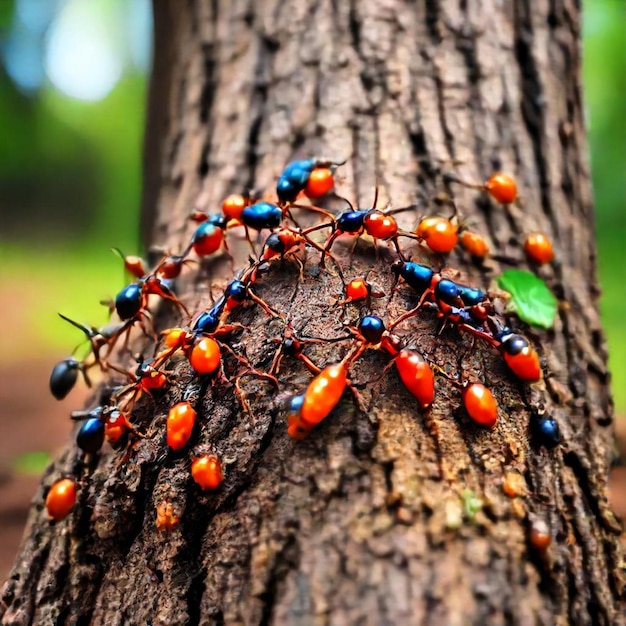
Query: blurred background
xmin=0 ymin=0 xmax=623 ymax=576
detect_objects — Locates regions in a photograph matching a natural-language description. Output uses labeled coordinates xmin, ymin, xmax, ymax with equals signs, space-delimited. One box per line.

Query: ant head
xmin=134 ymin=355 xmax=153 ymax=374
xmin=358 ymin=315 xmax=386 ymax=344
xmin=390 ymin=259 xmax=403 ymax=275
xmin=264 ymin=232 xmax=284 ymax=253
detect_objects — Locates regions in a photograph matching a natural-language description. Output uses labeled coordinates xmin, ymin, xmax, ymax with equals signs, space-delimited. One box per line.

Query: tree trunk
xmin=2 ymin=1 xmax=624 ymax=624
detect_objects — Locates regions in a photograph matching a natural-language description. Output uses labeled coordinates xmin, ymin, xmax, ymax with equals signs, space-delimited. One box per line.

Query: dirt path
xmin=0 ymin=361 xmax=88 ymax=579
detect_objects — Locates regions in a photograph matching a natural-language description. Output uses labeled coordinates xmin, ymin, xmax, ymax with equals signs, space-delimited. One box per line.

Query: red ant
xmin=302 ymin=189 xmax=419 ymax=267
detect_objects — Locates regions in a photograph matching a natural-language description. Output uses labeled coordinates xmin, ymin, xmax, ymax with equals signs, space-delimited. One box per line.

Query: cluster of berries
xmin=44 ymin=158 xmax=559 ymax=526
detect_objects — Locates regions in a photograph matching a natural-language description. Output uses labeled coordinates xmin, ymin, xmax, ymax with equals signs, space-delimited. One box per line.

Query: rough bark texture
xmin=2 ymin=1 xmax=624 ymax=624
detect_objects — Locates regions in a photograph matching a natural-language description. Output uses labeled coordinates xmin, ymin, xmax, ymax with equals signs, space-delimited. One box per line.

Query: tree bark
xmin=2 ymin=1 xmax=624 ymax=624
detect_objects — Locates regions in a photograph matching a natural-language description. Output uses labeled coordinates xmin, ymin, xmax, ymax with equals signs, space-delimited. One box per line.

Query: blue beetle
xmin=531 ymin=414 xmax=560 ymax=449
xmin=391 ymin=261 xmax=435 ymax=296
xmin=76 ymin=416 xmax=105 ymax=453
xmin=241 ymin=202 xmax=283 ymax=230
xmin=115 ymin=283 xmax=143 ymax=320
xmin=276 ymin=159 xmax=317 ymax=203
xmin=358 ymin=315 xmax=386 ymax=344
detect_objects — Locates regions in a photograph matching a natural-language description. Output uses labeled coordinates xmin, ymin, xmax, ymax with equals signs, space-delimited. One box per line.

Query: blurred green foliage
xmin=0 ymin=1 xmax=624 ymax=411
xmin=0 ymin=0 xmax=147 ymax=353
xmin=583 ymin=1 xmax=626 ymax=411
xmin=13 ymin=450 xmax=51 ymax=476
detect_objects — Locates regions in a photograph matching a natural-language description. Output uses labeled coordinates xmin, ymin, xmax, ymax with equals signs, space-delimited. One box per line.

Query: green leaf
xmin=461 ymin=490 xmax=482 ymax=521
xmin=12 ymin=451 xmax=51 ymax=476
xmin=497 ymin=269 xmax=557 ymax=329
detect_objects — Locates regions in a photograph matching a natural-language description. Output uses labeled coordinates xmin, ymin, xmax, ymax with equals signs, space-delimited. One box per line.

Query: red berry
xmin=45 ymin=478 xmax=77 ymax=521
xmin=463 ymin=383 xmax=498 ymax=429
xmin=191 ymin=455 xmax=224 ymax=490
xmin=484 ymin=173 xmax=517 ymax=204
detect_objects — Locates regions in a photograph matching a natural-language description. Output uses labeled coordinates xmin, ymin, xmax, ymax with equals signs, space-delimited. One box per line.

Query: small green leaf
xmin=461 ymin=489 xmax=483 ymax=521
xmin=497 ymin=269 xmax=557 ymax=329
xmin=12 ymin=451 xmax=51 ymax=476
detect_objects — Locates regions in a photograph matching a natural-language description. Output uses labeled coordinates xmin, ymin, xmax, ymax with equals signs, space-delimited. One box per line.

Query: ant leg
xmin=220 ymin=342 xmax=279 ymax=390
xmin=288 ymin=202 xmax=335 ymax=221
xmin=348 ymin=236 xmax=361 ymax=269
xmin=247 ymin=288 xmax=285 ymax=321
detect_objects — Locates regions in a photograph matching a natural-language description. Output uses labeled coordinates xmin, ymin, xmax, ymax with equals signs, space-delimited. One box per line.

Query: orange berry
xmin=163 ymin=327 xmax=190 ymax=350
xmin=45 ymin=478 xmax=77 ymax=521
xmin=523 ymin=232 xmax=554 ymax=265
xmin=189 ymin=337 xmax=221 ymax=374
xmin=345 ymin=278 xmax=370 ymax=302
xmin=484 ymin=173 xmax=517 ymax=204
xmin=191 ymin=455 xmax=224 ymax=490
xmin=299 ymin=363 xmax=348 ymax=428
xmin=460 ymin=231 xmax=489 ymax=258
xmin=462 ymin=383 xmax=498 ymax=429
xmin=415 ymin=216 xmax=438 ymax=239
xmin=363 ymin=211 xmax=398 ymax=240
xmin=416 ymin=217 xmax=458 ymax=253
xmin=221 ymin=194 xmax=248 ymax=220
xmin=502 ymin=471 xmax=526 ymax=498
xmin=167 ymin=402 xmax=197 ymax=451
xmin=304 ymin=168 xmax=335 ymax=198
xmin=395 ymin=350 xmax=436 ymax=409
